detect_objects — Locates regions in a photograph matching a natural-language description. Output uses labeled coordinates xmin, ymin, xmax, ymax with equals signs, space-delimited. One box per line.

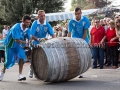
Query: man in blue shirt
xmin=29 ymin=10 xmax=55 ymax=78
xmin=68 ymin=7 xmax=90 ymax=43
xmin=0 ymin=15 xmax=31 ymax=81
xmin=68 ymin=7 xmax=90 ymax=78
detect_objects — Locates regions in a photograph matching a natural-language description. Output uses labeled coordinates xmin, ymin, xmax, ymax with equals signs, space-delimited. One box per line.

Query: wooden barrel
xmin=31 ymin=37 xmax=92 ymax=82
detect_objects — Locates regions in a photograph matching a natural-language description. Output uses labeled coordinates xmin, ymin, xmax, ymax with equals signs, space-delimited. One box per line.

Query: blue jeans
xmin=92 ymin=47 xmax=104 ymax=67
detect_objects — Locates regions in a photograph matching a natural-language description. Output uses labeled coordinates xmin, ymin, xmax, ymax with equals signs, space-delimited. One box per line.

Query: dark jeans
xmin=0 ymin=50 xmax=5 ymax=63
xmin=92 ymin=47 xmax=104 ymax=67
xmin=104 ymin=43 xmax=108 ymax=64
xmin=107 ymin=45 xmax=119 ymax=66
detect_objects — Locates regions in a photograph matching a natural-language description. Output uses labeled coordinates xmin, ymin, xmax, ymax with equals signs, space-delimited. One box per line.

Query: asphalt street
xmin=0 ymin=62 xmax=120 ymax=90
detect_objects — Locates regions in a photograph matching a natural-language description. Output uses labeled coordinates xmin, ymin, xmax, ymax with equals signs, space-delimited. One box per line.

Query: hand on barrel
xmin=37 ymin=38 xmax=48 ymax=42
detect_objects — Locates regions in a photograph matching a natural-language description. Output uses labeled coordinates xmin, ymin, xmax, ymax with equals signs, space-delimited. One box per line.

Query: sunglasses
xmin=95 ymin=21 xmax=99 ymax=23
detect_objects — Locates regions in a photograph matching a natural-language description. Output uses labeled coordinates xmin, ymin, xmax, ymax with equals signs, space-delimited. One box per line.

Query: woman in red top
xmin=102 ymin=20 xmax=119 ymax=69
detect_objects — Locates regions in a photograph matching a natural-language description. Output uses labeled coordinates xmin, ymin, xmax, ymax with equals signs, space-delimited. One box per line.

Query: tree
xmin=0 ymin=0 xmax=33 ymax=24
xmin=0 ymin=0 xmax=66 ymax=25
xmin=71 ymin=0 xmax=112 ymax=10
xmin=87 ymin=0 xmax=111 ymax=8
xmin=71 ymin=0 xmax=87 ymax=11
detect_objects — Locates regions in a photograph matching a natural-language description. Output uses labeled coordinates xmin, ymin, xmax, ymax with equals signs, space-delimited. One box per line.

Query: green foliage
xmin=0 ymin=25 xmax=3 ymax=33
xmin=0 ymin=0 xmax=66 ymax=25
xmin=0 ymin=0 xmax=33 ymax=25
xmin=35 ymin=0 xmax=66 ymax=13
xmin=71 ymin=0 xmax=112 ymax=10
xmin=70 ymin=0 xmax=87 ymax=11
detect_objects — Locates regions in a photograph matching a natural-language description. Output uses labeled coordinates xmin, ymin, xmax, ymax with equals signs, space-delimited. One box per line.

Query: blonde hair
xmin=109 ymin=20 xmax=115 ymax=25
xmin=115 ymin=18 xmax=120 ymax=31
xmin=37 ymin=10 xmax=45 ymax=14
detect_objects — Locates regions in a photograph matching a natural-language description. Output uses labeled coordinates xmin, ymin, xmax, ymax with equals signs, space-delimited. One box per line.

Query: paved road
xmin=0 ymin=63 xmax=120 ymax=90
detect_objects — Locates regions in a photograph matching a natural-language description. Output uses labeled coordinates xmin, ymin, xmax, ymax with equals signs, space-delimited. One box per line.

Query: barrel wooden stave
xmin=32 ymin=37 xmax=92 ymax=82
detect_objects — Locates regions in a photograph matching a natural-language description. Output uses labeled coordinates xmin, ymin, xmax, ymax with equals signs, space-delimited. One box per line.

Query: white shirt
xmin=2 ymin=29 xmax=8 ymax=37
xmin=46 ymin=33 xmax=52 ymax=39
xmin=104 ymin=25 xmax=108 ymax=33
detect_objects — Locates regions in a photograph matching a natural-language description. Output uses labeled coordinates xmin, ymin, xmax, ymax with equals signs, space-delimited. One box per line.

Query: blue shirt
xmin=31 ymin=20 xmax=54 ymax=45
xmin=0 ymin=39 xmax=5 ymax=50
xmin=68 ymin=16 xmax=90 ymax=43
xmin=4 ymin=23 xmax=31 ymax=48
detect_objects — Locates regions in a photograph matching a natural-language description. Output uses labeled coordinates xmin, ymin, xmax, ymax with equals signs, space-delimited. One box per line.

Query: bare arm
xmin=32 ymin=35 xmax=38 ymax=41
xmin=15 ymin=39 xmax=26 ymax=44
xmin=112 ymin=36 xmax=118 ymax=40
xmin=82 ymin=29 xmax=87 ymax=40
xmin=110 ymin=36 xmax=118 ymax=42
xmin=101 ymin=36 xmax=106 ymax=43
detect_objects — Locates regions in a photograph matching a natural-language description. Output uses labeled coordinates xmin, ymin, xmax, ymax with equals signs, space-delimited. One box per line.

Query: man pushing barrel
xmin=29 ymin=10 xmax=56 ymax=78
xmin=67 ymin=7 xmax=90 ymax=78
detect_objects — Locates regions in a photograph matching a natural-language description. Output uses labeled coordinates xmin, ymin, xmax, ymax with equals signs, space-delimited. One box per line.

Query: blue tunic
xmin=68 ymin=16 xmax=90 ymax=43
xmin=4 ymin=23 xmax=31 ymax=69
xmin=30 ymin=20 xmax=54 ymax=45
xmin=0 ymin=39 xmax=5 ymax=50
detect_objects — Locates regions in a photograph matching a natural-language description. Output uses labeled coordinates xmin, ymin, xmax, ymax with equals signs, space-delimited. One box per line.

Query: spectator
xmin=102 ymin=20 xmax=119 ymax=68
xmin=89 ymin=19 xmax=95 ymax=36
xmin=0 ymin=33 xmax=5 ymax=63
xmin=115 ymin=18 xmax=120 ymax=70
xmin=90 ymin=19 xmax=105 ymax=69
xmin=114 ymin=14 xmax=120 ymax=20
xmin=103 ymin=18 xmax=108 ymax=32
xmin=2 ymin=25 xmax=8 ymax=38
xmin=53 ymin=26 xmax=58 ymax=37
xmin=7 ymin=26 xmax=10 ymax=31
xmin=100 ymin=19 xmax=105 ymax=26
xmin=56 ymin=24 xmax=62 ymax=37
xmin=63 ymin=23 xmax=68 ymax=37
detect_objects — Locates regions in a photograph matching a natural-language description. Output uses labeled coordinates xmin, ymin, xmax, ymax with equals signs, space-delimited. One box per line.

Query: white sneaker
xmin=28 ymin=70 xmax=33 ymax=78
xmin=118 ymin=48 xmax=120 ymax=51
xmin=118 ymin=67 xmax=120 ymax=70
xmin=0 ymin=71 xmax=4 ymax=81
xmin=18 ymin=74 xmax=26 ymax=81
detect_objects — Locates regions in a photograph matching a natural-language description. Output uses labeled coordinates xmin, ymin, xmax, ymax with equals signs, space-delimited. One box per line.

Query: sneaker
xmin=28 ymin=70 xmax=33 ymax=78
xmin=0 ymin=71 xmax=4 ymax=81
xmin=18 ymin=74 xmax=26 ymax=81
xmin=99 ymin=66 xmax=103 ymax=69
xmin=118 ymin=47 xmax=120 ymax=51
xmin=78 ymin=75 xmax=83 ymax=78
xmin=92 ymin=66 xmax=97 ymax=69
xmin=118 ymin=67 xmax=120 ymax=70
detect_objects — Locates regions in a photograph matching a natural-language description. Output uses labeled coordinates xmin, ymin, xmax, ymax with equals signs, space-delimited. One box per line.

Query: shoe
xmin=100 ymin=66 xmax=103 ymax=69
xmin=111 ymin=66 xmax=118 ymax=69
xmin=97 ymin=64 xmax=100 ymax=67
xmin=28 ymin=70 xmax=33 ymax=78
xmin=92 ymin=66 xmax=97 ymax=69
xmin=118 ymin=48 xmax=120 ymax=51
xmin=0 ymin=71 xmax=4 ymax=81
xmin=18 ymin=74 xmax=26 ymax=81
xmin=78 ymin=75 xmax=83 ymax=78
xmin=117 ymin=67 xmax=120 ymax=70
xmin=105 ymin=64 xmax=111 ymax=66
